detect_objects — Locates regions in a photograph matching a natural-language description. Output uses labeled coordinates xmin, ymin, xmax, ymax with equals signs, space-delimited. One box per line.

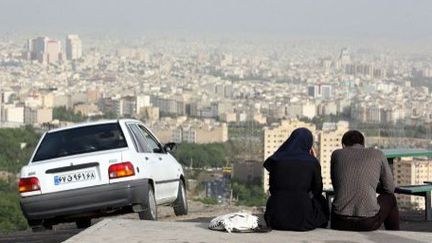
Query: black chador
xmin=264 ymin=128 xmax=329 ymax=231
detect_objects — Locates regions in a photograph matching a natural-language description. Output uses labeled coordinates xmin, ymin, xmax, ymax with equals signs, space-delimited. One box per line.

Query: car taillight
xmin=19 ymin=177 xmax=41 ymax=193
xmin=109 ymin=162 xmax=135 ymax=179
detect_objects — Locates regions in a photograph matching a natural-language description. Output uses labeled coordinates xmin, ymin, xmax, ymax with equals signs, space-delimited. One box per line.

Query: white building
xmin=4 ymin=105 xmax=24 ymax=124
xmin=302 ymin=102 xmax=317 ymax=119
xmin=45 ymin=40 xmax=61 ymax=64
xmin=24 ymin=107 xmax=53 ymax=125
xmin=393 ymin=157 xmax=432 ymax=210
xmin=319 ymin=121 xmax=349 ymax=189
xmin=66 ymin=34 xmax=82 ymax=60
xmin=136 ymin=95 xmax=151 ymax=113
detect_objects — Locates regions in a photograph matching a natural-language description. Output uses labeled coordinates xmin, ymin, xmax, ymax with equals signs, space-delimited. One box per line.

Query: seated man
xmin=330 ymin=130 xmax=400 ymax=231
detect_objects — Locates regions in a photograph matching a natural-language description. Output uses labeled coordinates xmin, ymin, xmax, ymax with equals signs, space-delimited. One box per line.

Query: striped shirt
xmin=330 ymin=144 xmax=395 ymax=217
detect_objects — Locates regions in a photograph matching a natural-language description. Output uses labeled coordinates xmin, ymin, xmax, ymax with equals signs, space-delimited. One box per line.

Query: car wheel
xmin=76 ymin=218 xmax=92 ymax=229
xmin=173 ymin=181 xmax=188 ymax=216
xmin=138 ymin=186 xmax=157 ymax=220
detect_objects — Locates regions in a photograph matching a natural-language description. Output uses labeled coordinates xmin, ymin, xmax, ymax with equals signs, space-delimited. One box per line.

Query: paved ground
xmin=65 ymin=218 xmax=432 ymax=243
xmin=1 ymin=201 xmax=432 ymax=243
xmin=0 ymin=201 xmax=248 ymax=243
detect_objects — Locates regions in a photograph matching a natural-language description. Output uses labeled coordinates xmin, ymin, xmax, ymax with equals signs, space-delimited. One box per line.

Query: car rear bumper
xmin=20 ymin=178 xmax=150 ymax=222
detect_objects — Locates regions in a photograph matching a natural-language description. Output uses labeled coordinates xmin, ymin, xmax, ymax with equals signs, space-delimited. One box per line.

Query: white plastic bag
xmin=208 ymin=211 xmax=259 ymax=233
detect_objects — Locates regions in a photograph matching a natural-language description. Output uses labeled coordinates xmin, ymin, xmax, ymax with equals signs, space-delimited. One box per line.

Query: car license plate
xmin=54 ymin=170 xmax=96 ymax=185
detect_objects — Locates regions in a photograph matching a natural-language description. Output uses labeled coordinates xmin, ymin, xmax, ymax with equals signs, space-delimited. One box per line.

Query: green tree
xmin=0 ymin=127 xmax=40 ymax=233
xmin=0 ymin=127 xmax=40 ymax=173
xmin=231 ymin=179 xmax=267 ymax=207
xmin=173 ymin=143 xmax=227 ymax=168
xmin=53 ymin=106 xmax=86 ymax=122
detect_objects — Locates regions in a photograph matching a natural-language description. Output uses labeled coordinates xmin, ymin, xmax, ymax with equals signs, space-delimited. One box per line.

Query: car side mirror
xmin=163 ymin=142 xmax=177 ymax=152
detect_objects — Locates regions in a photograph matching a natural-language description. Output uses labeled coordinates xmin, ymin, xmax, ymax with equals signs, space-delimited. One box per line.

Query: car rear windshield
xmin=32 ymin=123 xmax=128 ymax=162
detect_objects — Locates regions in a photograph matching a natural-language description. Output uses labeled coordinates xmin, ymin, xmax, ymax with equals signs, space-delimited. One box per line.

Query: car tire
xmin=76 ymin=218 xmax=92 ymax=229
xmin=138 ymin=186 xmax=157 ymax=220
xmin=173 ymin=181 xmax=188 ymax=216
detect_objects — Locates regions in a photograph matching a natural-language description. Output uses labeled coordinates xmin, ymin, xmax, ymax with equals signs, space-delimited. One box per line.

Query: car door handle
xmin=158 ymin=157 xmax=162 ymax=160
xmin=145 ymin=157 xmax=149 ymax=160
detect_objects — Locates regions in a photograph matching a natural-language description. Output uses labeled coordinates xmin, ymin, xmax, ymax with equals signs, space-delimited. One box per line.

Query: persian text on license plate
xmin=54 ymin=170 xmax=96 ymax=185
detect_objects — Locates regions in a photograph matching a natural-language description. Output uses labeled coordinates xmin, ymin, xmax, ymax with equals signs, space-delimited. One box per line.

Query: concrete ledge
xmin=65 ymin=218 xmax=432 ymax=243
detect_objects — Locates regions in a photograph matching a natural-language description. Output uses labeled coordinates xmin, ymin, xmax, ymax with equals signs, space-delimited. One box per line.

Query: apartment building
xmin=318 ymin=121 xmax=349 ymax=189
xmin=24 ymin=107 xmax=53 ymax=125
xmin=149 ymin=118 xmax=228 ymax=144
xmin=393 ymin=157 xmax=432 ymax=210
xmin=171 ymin=122 xmax=228 ymax=144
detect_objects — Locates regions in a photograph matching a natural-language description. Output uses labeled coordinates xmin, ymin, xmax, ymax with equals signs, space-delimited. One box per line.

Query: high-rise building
xmin=308 ymin=86 xmax=320 ymax=98
xmin=22 ymin=37 xmax=42 ymax=60
xmin=308 ymin=85 xmax=333 ymax=99
xmin=263 ymin=119 xmax=317 ymax=192
xmin=318 ymin=121 xmax=349 ymax=189
xmin=320 ymin=85 xmax=333 ymax=99
xmin=393 ymin=157 xmax=432 ymax=210
xmin=31 ymin=37 xmax=48 ymax=61
xmin=339 ymin=48 xmax=351 ymax=65
xmin=66 ymin=34 xmax=82 ymax=60
xmin=45 ymin=40 xmax=61 ymax=64
xmin=24 ymin=36 xmax=62 ymax=64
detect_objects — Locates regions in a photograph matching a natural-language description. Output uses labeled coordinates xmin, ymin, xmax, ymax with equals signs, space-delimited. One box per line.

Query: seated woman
xmin=264 ymin=127 xmax=329 ymax=231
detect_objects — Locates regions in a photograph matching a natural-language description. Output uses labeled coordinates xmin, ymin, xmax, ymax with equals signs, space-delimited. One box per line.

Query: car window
xmin=32 ymin=123 xmax=127 ymax=162
xmin=127 ymin=124 xmax=152 ymax=153
xmin=137 ymin=124 xmax=163 ymax=153
xmin=125 ymin=124 xmax=142 ymax=153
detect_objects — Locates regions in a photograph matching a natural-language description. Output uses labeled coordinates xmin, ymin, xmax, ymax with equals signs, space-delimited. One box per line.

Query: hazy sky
xmin=1 ymin=0 xmax=431 ymax=39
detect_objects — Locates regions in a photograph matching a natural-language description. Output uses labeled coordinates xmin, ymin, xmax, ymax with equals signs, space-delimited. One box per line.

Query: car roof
xmin=47 ymin=119 xmax=142 ymax=133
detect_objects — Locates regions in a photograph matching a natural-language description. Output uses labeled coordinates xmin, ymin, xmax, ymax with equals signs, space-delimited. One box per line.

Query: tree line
xmin=0 ymin=126 xmax=39 ymax=173
xmin=0 ymin=127 xmax=40 ymax=233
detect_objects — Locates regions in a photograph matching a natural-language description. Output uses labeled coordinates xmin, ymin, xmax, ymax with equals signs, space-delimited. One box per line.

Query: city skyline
xmin=1 ymin=33 xmax=431 ymax=145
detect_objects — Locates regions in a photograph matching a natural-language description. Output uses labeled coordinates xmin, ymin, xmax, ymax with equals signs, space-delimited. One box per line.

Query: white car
xmin=19 ymin=119 xmax=188 ymax=231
